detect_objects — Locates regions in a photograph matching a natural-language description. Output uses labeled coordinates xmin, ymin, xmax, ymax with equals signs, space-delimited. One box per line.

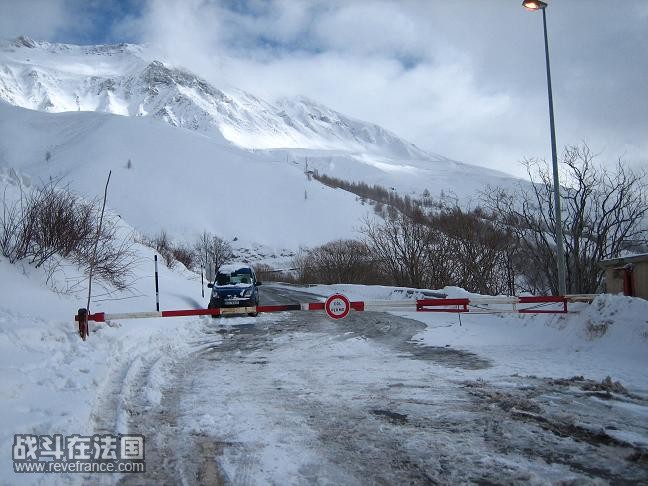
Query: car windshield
xmin=215 ymin=270 xmax=252 ymax=286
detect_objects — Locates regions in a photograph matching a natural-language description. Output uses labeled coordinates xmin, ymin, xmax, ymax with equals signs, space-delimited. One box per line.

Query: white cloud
xmin=0 ymin=0 xmax=73 ymax=39
xmin=312 ymin=2 xmax=428 ymax=59
xmin=4 ymin=0 xmax=646 ymax=176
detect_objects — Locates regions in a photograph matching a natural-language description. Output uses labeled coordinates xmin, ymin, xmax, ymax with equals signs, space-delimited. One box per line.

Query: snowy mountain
xmin=0 ymin=36 xmax=523 ymax=254
xmin=0 ymin=36 xmax=519 ymax=198
xmin=3 ymin=42 xmax=648 ymax=486
xmin=0 ymin=36 xmax=429 ymax=159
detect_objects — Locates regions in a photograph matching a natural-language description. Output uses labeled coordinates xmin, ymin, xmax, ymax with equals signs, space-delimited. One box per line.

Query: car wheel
xmin=248 ymin=297 xmax=259 ymax=317
xmin=208 ymin=302 xmax=219 ymax=318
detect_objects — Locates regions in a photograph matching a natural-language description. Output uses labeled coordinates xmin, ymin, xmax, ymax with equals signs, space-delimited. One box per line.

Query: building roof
xmin=600 ymin=253 xmax=648 ymax=267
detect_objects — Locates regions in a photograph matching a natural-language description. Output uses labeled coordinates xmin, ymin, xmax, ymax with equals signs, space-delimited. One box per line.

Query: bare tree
xmin=432 ymin=209 xmax=515 ymax=295
xmin=360 ymin=213 xmax=433 ymax=288
xmin=193 ymin=231 xmax=234 ymax=277
xmin=483 ymin=144 xmax=647 ymax=294
xmin=150 ymin=230 xmax=176 ymax=268
xmin=359 ymin=209 xmax=514 ymax=294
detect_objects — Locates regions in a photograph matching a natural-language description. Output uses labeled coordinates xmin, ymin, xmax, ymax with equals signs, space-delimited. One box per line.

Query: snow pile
xmin=577 ymin=294 xmax=648 ymax=350
xmin=0 ymin=242 xmax=223 ymax=483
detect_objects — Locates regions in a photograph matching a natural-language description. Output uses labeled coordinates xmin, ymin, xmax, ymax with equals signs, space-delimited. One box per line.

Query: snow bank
xmin=0 ymin=242 xmax=217 ymax=483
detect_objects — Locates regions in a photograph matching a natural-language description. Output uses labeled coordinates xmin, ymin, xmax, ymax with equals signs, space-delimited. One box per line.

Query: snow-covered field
xmin=1 ymin=253 xmax=647 ymax=483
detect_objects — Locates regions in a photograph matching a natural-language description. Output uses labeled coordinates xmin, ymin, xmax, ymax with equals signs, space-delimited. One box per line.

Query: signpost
xmin=324 ymin=293 xmax=351 ymax=320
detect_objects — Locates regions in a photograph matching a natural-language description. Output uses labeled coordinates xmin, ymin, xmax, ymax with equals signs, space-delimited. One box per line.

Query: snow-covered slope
xmin=0 ymin=36 xmax=521 ymax=205
xmin=0 ymin=102 xmax=370 ymax=250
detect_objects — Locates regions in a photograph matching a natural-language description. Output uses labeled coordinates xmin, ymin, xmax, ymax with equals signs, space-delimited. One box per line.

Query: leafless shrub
xmin=0 ymin=187 xmax=26 ymax=263
xmin=0 ymin=179 xmax=136 ymax=290
xmin=73 ymin=216 xmax=136 ymax=290
xmin=22 ymin=182 xmax=96 ymax=268
xmin=148 ymin=230 xmax=176 ymax=268
xmin=253 ymin=262 xmax=275 ymax=282
xmin=171 ymin=244 xmax=195 ymax=270
xmin=142 ymin=230 xmax=233 ymax=274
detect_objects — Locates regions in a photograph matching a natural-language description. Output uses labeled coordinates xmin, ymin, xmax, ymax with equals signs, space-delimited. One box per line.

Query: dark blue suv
xmin=207 ymin=263 xmax=261 ymax=316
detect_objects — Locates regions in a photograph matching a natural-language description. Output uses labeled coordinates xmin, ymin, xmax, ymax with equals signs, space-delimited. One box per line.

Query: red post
xmin=623 ymin=264 xmax=635 ymax=297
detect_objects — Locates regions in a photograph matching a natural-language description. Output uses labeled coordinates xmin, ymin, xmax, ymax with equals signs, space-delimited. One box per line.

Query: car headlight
xmin=243 ymin=288 xmax=253 ymax=297
xmin=211 ymin=289 xmax=219 ymax=298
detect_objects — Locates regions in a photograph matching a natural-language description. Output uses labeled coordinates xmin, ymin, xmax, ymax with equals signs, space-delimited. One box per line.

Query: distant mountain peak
xmin=0 ymin=38 xmax=446 ymax=160
xmin=13 ymin=36 xmax=37 ymax=49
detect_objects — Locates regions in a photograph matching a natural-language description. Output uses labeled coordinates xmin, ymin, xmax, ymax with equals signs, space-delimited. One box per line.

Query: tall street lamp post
xmin=522 ymin=0 xmax=567 ymax=296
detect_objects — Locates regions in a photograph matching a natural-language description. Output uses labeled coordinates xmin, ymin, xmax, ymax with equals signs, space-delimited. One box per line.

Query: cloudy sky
xmin=1 ymin=0 xmax=647 ymax=177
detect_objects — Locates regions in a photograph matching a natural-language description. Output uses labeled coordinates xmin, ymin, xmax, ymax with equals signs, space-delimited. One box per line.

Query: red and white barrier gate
xmin=75 ymin=293 xmax=569 ymax=339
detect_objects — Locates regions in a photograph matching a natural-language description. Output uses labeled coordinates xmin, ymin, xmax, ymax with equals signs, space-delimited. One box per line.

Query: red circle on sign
xmin=325 ymin=293 xmax=351 ymax=320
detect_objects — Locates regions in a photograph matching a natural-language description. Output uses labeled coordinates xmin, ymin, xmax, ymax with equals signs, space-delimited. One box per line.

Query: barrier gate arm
xmin=74 ymin=295 xmax=569 ymax=326
xmin=74 ymin=301 xmax=366 ymax=323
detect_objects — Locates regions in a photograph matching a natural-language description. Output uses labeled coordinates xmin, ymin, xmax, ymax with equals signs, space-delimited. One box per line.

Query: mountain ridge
xmin=0 ymin=36 xmax=440 ymax=161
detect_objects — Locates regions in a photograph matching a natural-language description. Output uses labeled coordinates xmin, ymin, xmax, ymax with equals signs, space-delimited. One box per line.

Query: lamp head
xmin=522 ymin=0 xmax=548 ymax=10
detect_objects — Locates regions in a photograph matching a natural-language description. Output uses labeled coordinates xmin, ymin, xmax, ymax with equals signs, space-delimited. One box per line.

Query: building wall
xmin=605 ymin=261 xmax=648 ymax=299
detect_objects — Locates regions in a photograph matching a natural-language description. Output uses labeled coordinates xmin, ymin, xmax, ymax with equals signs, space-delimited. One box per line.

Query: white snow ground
xmin=1 ymin=250 xmax=647 ymax=483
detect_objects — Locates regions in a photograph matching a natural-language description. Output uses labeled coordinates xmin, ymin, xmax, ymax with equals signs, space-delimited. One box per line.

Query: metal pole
xmin=201 ymin=264 xmax=204 ymax=298
xmin=542 ymin=7 xmax=567 ymax=296
xmin=85 ymin=170 xmax=112 ymax=340
xmin=154 ymin=255 xmax=160 ymax=311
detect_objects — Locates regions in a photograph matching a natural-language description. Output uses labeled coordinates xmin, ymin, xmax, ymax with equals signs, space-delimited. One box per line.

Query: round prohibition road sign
xmin=325 ymin=293 xmax=351 ymax=319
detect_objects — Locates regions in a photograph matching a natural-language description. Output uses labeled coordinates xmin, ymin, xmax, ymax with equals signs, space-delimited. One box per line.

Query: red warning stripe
xmin=416 ymin=298 xmax=469 ymax=312
xmin=518 ymin=295 xmax=567 ymax=313
xmin=162 ymin=309 xmax=217 ymax=318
